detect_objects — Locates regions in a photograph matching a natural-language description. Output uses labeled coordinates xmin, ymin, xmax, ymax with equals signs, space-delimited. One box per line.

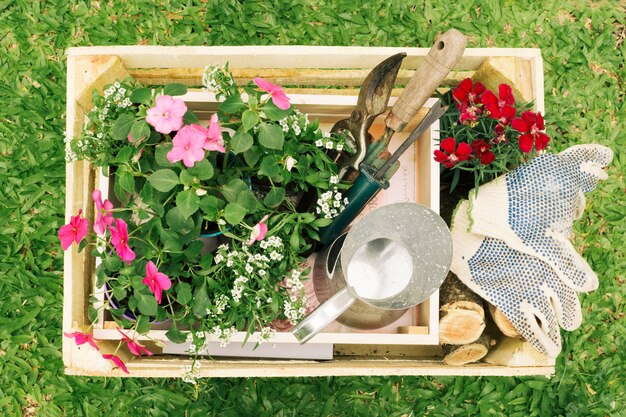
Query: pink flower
xmin=146 ymin=95 xmax=187 ymax=134
xmin=433 ymin=138 xmax=472 ymax=168
xmin=167 ymin=124 xmax=207 ymax=168
xmin=102 ymin=354 xmax=129 ymax=374
xmin=92 ymin=190 xmax=114 ymax=236
xmin=253 ymin=77 xmax=291 ymax=110
xmin=143 ymin=261 xmax=171 ymax=304
xmin=248 ymin=214 xmax=269 ymax=245
xmin=116 ymin=327 xmax=153 ymax=357
xmin=205 ymin=114 xmax=226 ymax=153
xmin=58 ymin=209 xmax=89 ymax=251
xmin=109 ymin=218 xmax=135 ymax=265
xmin=512 ymin=111 xmax=551 ymax=153
xmin=64 ymin=331 xmax=99 ymax=351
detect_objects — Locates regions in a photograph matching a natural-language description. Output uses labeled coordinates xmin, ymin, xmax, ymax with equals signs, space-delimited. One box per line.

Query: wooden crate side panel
xmin=66 ymin=46 xmax=541 ymax=71
xmin=65 ymin=356 xmax=554 ymax=378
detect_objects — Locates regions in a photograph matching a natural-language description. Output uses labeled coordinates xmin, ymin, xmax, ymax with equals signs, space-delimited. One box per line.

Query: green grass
xmin=0 ymin=1 xmax=624 ymax=416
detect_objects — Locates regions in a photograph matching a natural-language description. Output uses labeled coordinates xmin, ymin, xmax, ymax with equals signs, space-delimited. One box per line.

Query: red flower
xmin=512 ymin=111 xmax=551 ymax=153
xmin=116 ymin=327 xmax=154 ymax=357
xmin=143 ymin=261 xmax=172 ymax=304
xmin=471 ymin=139 xmax=496 ymax=165
xmin=492 ymin=125 xmax=508 ymax=144
xmin=452 ymin=78 xmax=486 ymax=108
xmin=109 ymin=218 xmax=135 ymax=265
xmin=64 ymin=331 xmax=100 ymax=351
xmin=459 ymin=104 xmax=482 ymax=126
xmin=102 ymin=353 xmax=129 ymax=374
xmin=58 ymin=209 xmax=89 ymax=251
xmin=481 ymin=84 xmax=517 ymax=125
xmin=434 ymin=138 xmax=472 ymax=168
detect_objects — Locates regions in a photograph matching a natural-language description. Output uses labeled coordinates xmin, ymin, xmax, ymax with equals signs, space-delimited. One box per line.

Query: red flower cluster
xmin=434 ymin=138 xmax=471 ymax=168
xmin=452 ymin=78 xmax=486 ymax=126
xmin=512 ymin=111 xmax=550 ymax=153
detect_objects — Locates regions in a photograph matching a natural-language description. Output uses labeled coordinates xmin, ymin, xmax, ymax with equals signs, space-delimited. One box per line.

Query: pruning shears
xmin=318 ymin=29 xmax=467 ymax=248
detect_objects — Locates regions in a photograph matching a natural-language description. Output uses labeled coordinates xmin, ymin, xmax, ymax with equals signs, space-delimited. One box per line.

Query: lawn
xmin=0 ymin=1 xmax=624 ymax=416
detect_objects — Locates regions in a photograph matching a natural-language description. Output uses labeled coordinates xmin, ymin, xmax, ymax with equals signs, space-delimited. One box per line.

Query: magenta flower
xmin=248 ymin=214 xmax=269 ymax=245
xmin=92 ymin=190 xmax=114 ymax=236
xmin=64 ymin=331 xmax=99 ymax=351
xmin=167 ymin=124 xmax=206 ymax=168
xmin=58 ymin=209 xmax=89 ymax=251
xmin=143 ymin=261 xmax=171 ymax=304
xmin=109 ymin=218 xmax=135 ymax=265
xmin=102 ymin=354 xmax=129 ymax=374
xmin=146 ymin=95 xmax=187 ymax=134
xmin=253 ymin=77 xmax=291 ymax=110
xmin=116 ymin=327 xmax=153 ymax=357
xmin=204 ymin=114 xmax=226 ymax=153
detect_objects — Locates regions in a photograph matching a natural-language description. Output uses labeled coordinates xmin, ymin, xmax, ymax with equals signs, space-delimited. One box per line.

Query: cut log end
xmin=442 ymin=334 xmax=492 ymax=366
xmin=488 ymin=303 xmax=521 ymax=338
xmin=439 ymin=309 xmax=486 ymax=345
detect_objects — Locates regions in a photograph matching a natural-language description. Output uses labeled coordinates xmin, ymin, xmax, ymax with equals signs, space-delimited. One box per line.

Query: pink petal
xmin=208 ymin=114 xmax=222 ymax=142
xmin=155 ymin=95 xmax=175 ymax=109
xmin=167 ymin=146 xmax=186 ymax=164
xmin=182 ymin=148 xmax=205 ymax=168
xmin=154 ymin=118 xmax=175 ymax=135
xmin=102 ymin=354 xmax=129 ymax=374
xmin=253 ymin=77 xmax=275 ymax=93
xmin=58 ymin=224 xmax=76 ymax=250
xmin=203 ymin=140 xmax=226 ymax=153
xmin=271 ymin=91 xmax=291 ymax=110
xmin=92 ymin=190 xmax=103 ymax=210
xmin=146 ymin=261 xmax=158 ymax=279
xmin=155 ymin=271 xmax=171 ymax=291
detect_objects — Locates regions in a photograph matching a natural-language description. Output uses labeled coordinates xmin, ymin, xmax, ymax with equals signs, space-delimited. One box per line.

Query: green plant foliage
xmin=0 ymin=1 xmax=623 ymax=416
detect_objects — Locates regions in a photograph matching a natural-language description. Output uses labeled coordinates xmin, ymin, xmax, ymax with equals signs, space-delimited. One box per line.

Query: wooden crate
xmin=63 ymin=46 xmax=552 ymax=377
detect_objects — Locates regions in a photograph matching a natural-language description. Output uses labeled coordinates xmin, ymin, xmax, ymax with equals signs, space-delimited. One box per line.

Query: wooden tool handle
xmin=386 ymin=29 xmax=466 ymax=132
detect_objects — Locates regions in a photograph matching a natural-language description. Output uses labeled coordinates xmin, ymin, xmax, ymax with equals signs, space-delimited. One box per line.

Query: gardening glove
xmin=466 ymin=144 xmax=613 ymax=292
xmin=451 ymin=200 xmax=582 ymax=358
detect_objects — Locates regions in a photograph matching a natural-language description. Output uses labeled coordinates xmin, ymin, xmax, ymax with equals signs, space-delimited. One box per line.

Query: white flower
xmin=336 ymin=143 xmax=344 ymax=151
xmin=226 ymin=259 xmax=233 ymax=267
xmin=195 ymin=189 xmax=207 ymax=196
xmin=329 ymin=175 xmax=339 ymax=184
xmin=325 ymin=141 xmax=333 ymax=149
xmin=284 ymin=156 xmax=297 ymax=172
xmin=259 ymin=270 xmax=266 ymax=276
xmin=315 ymin=139 xmax=323 ymax=147
xmin=245 ymin=264 xmax=253 ymax=274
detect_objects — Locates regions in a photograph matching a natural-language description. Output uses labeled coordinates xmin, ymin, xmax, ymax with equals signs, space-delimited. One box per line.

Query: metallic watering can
xmin=292 ymin=202 xmax=453 ymax=344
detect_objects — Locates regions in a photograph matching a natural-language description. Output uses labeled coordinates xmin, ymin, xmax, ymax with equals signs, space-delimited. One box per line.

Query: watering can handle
xmin=291 ymin=287 xmax=357 ymax=344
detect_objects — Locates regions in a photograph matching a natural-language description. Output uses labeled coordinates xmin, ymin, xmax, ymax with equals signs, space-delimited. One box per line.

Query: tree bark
xmin=442 ymin=334 xmax=493 ymax=366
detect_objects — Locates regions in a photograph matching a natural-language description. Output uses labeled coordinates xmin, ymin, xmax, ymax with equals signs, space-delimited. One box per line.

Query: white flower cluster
xmin=211 ymin=325 xmax=237 ymax=348
xmin=181 ymin=361 xmax=202 ymax=384
xmin=187 ymin=331 xmax=207 ymax=355
xmin=316 ymin=188 xmax=349 ymax=219
xmin=99 ymin=82 xmax=132 ymax=121
xmin=64 ymin=131 xmax=77 ymax=162
xmin=258 ymin=326 xmax=276 ymax=344
xmin=315 ymin=131 xmax=344 ymax=152
xmin=282 ymin=269 xmax=308 ymax=324
xmin=202 ymin=65 xmax=235 ymax=97
xmin=231 ymin=275 xmax=249 ymax=303
xmin=278 ymin=110 xmax=309 ymax=136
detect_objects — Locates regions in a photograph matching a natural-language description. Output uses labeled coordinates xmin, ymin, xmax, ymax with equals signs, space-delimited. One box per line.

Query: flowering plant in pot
xmin=61 ymin=66 xmax=351 ymax=373
xmin=435 ymin=78 xmax=552 ymax=223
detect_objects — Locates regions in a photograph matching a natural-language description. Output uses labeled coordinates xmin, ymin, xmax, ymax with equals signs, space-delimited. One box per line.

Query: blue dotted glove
xmin=467 ymin=144 xmax=613 ymax=292
xmin=451 ymin=201 xmax=582 ymax=357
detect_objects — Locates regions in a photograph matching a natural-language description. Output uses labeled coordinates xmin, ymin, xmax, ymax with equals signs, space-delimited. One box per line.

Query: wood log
xmin=484 ymin=337 xmax=555 ymax=367
xmin=442 ymin=334 xmax=493 ymax=366
xmin=471 ymin=57 xmax=534 ymax=103
xmin=488 ymin=303 xmax=521 ymax=338
xmin=439 ymin=272 xmax=485 ymax=344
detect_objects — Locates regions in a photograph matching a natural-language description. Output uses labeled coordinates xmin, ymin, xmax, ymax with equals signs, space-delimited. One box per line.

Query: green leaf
xmin=221 ymin=179 xmax=249 ymax=203
xmin=244 ymin=147 xmax=261 ymax=167
xmin=237 ymin=190 xmax=259 ymax=212
xmin=176 ymin=189 xmax=200 ymax=219
xmin=137 ymin=293 xmax=158 ymax=316
xmin=165 ymin=323 xmax=188 ymax=344
xmin=129 ymin=87 xmax=152 ymax=104
xmin=231 ymin=130 xmax=254 ymax=154
xmin=166 ymin=207 xmax=195 ymax=233
xmin=135 ymin=315 xmax=151 ymax=334
xmin=155 ymin=144 xmax=173 ymax=167
xmin=163 ymin=83 xmax=187 ymax=96
xmin=160 ymin=229 xmax=183 ymax=252
xmin=259 ymin=155 xmax=280 ymax=177
xmin=188 ymin=158 xmax=214 ymax=180
xmin=112 ymin=286 xmax=127 ymax=302
xmin=220 ymin=94 xmax=246 ymax=114
xmin=241 ymin=110 xmax=260 ymax=131
xmin=176 ymin=282 xmax=192 ymax=305
xmin=130 ymin=120 xmax=150 ymax=142
xmin=260 ymin=100 xmax=292 ymax=121
xmin=199 ymin=195 xmax=220 ymax=220
xmin=192 ymin=282 xmax=210 ymax=318
xmin=290 ymin=226 xmax=300 ymax=251
xmin=224 ymin=202 xmax=247 ymax=225
xmin=258 ymin=123 xmax=284 ymax=150
xmin=263 ymin=187 xmax=285 ymax=208
xmin=111 ymin=113 xmax=136 ymax=140
xmin=179 ymin=170 xmax=196 ymax=185
xmin=183 ymin=109 xmax=200 ymax=125
xmin=148 ymin=169 xmax=180 ymax=192
xmin=111 ymin=146 xmax=133 ymax=164
xmin=116 ymin=167 xmax=135 ymax=194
